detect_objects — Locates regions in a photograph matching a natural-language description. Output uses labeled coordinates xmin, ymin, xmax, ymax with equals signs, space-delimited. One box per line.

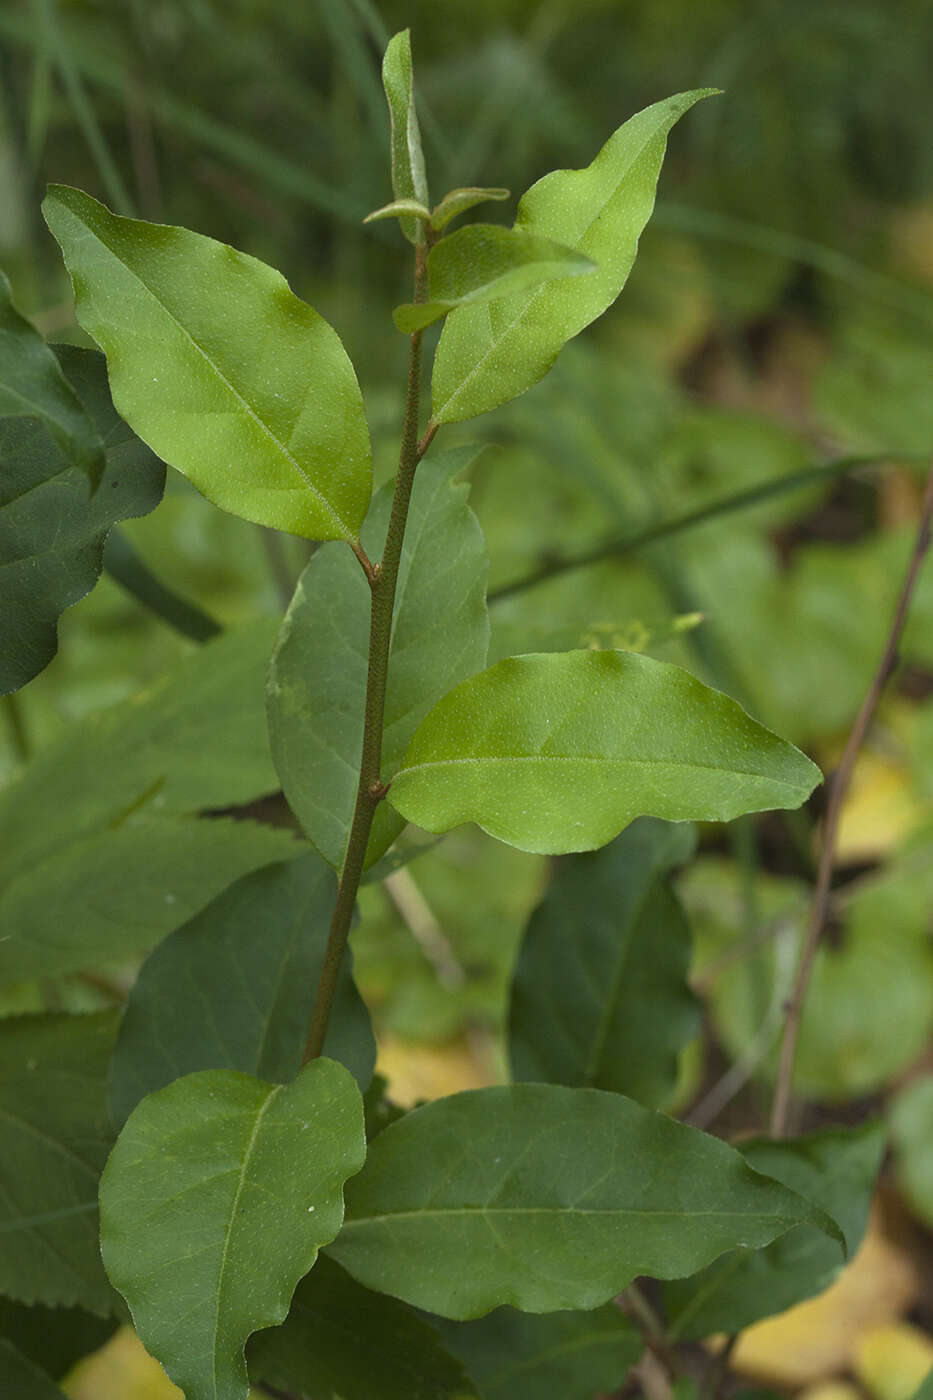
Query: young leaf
xmin=430 ymin=187 xmax=510 ymax=232
xmin=327 ymin=1083 xmax=841 ymax=1319
xmin=248 ymin=1256 xmax=479 ymax=1400
xmin=108 ymin=852 xmax=376 ymax=1126
xmin=268 ymin=447 xmax=489 ymax=869
xmin=509 ymin=818 xmax=699 ymax=1105
xmin=100 ymin=1060 xmax=366 ymax=1400
xmin=387 ymin=650 xmax=821 ymax=855
xmin=0 ymin=1013 xmax=119 ymax=1314
xmin=43 ymin=186 xmax=372 ymax=541
xmin=434 ymin=1304 xmax=642 ymax=1400
xmin=0 ymin=346 xmax=164 ymax=695
xmin=393 ymin=225 xmax=596 ymax=333
xmin=0 ymin=270 xmax=104 ymax=485
xmin=364 ymin=197 xmax=433 ymax=227
xmin=382 ymin=30 xmax=429 ymax=244
xmin=431 ymin=90 xmax=717 ymax=423
xmin=664 ymin=1122 xmax=886 ymax=1339
xmin=0 ymin=1341 xmax=69 ymax=1400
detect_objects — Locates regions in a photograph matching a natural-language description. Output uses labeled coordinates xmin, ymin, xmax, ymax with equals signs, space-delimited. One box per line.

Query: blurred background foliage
xmin=1 ymin=2 xmax=933 ymax=1392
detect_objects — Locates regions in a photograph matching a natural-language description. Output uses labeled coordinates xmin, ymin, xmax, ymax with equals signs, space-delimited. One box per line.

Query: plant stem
xmin=103 ymin=530 xmax=222 ymax=642
xmin=302 ymin=241 xmax=431 ymax=1065
xmin=770 ymin=458 xmax=933 ymax=1137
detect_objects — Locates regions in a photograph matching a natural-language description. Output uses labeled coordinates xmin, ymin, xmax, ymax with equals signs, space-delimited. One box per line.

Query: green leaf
xmin=327 ymin=1083 xmax=841 ymax=1319
xmin=108 ymin=852 xmax=375 ymax=1126
xmin=891 ymin=1076 xmax=933 ymax=1228
xmin=434 ymin=1304 xmax=642 ymax=1400
xmin=394 ymin=225 xmax=596 ymax=333
xmin=430 ymin=188 xmax=510 ymax=233
xmin=0 ymin=270 xmax=103 ymax=485
xmin=664 ymin=1122 xmax=885 ymax=1339
xmin=100 ymin=1060 xmax=366 ymax=1400
xmin=909 ymin=1368 xmax=933 ymax=1400
xmin=0 ymin=1012 xmax=119 ymax=1314
xmin=382 ymin=30 xmax=429 ymax=244
xmin=431 ymin=90 xmax=716 ymax=423
xmin=387 ymin=651 xmax=821 ymax=856
xmin=0 ymin=1341 xmax=68 ymax=1400
xmin=0 ymin=1298 xmax=115 ymax=1381
xmin=364 ymin=197 xmax=433 ymax=227
xmin=0 ymin=345 xmax=164 ymax=694
xmin=42 ymin=185 xmax=372 ymax=541
xmin=509 ymin=818 xmax=699 ymax=1105
xmin=248 ymin=1256 xmax=479 ymax=1400
xmin=268 ymin=447 xmax=489 ymax=869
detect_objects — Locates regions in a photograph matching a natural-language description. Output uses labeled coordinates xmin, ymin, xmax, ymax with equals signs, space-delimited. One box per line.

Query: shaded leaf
xmin=431 ymin=90 xmax=716 ymax=423
xmin=108 ymin=852 xmax=375 ymax=1126
xmin=100 ymin=1060 xmax=366 ymax=1400
xmin=0 ymin=1340 xmax=69 ymax=1400
xmin=382 ymin=30 xmax=429 ymax=244
xmin=394 ymin=225 xmax=595 ymax=332
xmin=0 ymin=1013 xmax=119 ymax=1314
xmin=268 ymin=448 xmax=489 ymax=869
xmin=43 ymin=186 xmax=372 ymax=541
xmin=430 ymin=188 xmax=510 ymax=232
xmin=0 ymin=1298 xmax=116 ymax=1381
xmin=328 ymin=1083 xmax=841 ymax=1319
xmin=509 ymin=818 xmax=698 ymax=1105
xmin=388 ymin=650 xmax=821 ymax=855
xmin=0 ymin=269 xmax=103 ymax=484
xmin=665 ymin=1122 xmax=885 ymax=1339
xmin=0 ymin=345 xmax=164 ymax=695
xmin=434 ymin=1303 xmax=641 ymax=1400
xmin=249 ymin=1255 xmax=478 ymax=1400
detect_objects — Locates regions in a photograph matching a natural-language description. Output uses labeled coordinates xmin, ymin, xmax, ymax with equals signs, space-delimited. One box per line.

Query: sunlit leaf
xmin=388 ymin=650 xmax=820 ymax=855
xmin=100 ymin=1061 xmax=366 ymax=1400
xmin=381 ymin=30 xmax=428 ymax=245
xmin=43 ymin=186 xmax=372 ymax=541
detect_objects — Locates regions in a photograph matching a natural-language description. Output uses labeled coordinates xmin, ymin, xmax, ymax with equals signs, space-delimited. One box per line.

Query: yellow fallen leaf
xmin=833 ymin=750 xmax=926 ymax=863
xmin=855 ymin=1322 xmax=933 ymax=1400
xmin=376 ymin=1031 xmax=496 ymax=1107
xmin=729 ymin=1199 xmax=920 ymax=1386
xmin=798 ymin=1385 xmax=863 ymax=1400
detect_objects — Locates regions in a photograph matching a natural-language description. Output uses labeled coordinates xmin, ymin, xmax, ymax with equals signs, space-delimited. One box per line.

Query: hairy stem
xmin=770 ymin=459 xmax=933 ymax=1137
xmin=302 ymin=241 xmax=430 ymax=1064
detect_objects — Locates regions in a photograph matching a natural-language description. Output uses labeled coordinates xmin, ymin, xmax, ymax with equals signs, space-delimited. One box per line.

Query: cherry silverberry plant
xmin=3 ymin=28 xmax=892 ymax=1400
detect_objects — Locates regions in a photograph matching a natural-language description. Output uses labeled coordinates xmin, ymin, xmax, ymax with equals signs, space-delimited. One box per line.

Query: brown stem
xmin=302 ymin=243 xmax=432 ymax=1065
xmin=770 ymin=458 xmax=933 ymax=1137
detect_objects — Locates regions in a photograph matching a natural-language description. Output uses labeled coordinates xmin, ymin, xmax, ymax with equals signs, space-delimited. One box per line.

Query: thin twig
xmin=771 ymin=458 xmax=933 ymax=1137
xmin=383 ymin=868 xmax=465 ymax=989
xmin=622 ymin=1285 xmax=679 ymax=1384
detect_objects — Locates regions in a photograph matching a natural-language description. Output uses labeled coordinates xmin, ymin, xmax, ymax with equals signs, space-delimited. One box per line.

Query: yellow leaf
xmin=855 ymin=1322 xmax=933 ymax=1400
xmin=376 ymin=1032 xmax=496 ymax=1107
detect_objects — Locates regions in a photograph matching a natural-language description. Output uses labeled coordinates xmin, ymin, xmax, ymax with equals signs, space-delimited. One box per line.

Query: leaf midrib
xmin=340 ymin=1203 xmax=797 ymax=1225
xmin=397 ymin=753 xmax=805 ymax=792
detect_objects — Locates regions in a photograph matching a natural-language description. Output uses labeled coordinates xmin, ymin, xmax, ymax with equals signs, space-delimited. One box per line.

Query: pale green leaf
xmin=509 ymin=818 xmax=698 ymax=1105
xmin=382 ymin=30 xmax=428 ymax=244
xmin=43 ymin=185 xmax=372 ymax=541
xmin=664 ymin=1122 xmax=885 ymax=1338
xmin=387 ymin=650 xmax=821 ymax=855
xmin=0 ymin=1013 xmax=119 ymax=1314
xmin=108 ymin=852 xmax=375 ymax=1126
xmin=0 ymin=345 xmax=164 ymax=695
xmin=364 ymin=197 xmax=432 ymax=227
xmin=891 ymin=1076 xmax=933 ymax=1228
xmin=248 ymin=1256 xmax=479 ymax=1400
xmin=100 ymin=1061 xmax=366 ymax=1400
xmin=0 ymin=1340 xmax=68 ymax=1400
xmin=431 ymin=90 xmax=717 ymax=423
xmin=268 ymin=448 xmax=489 ymax=869
xmin=430 ymin=188 xmax=510 ymax=233
xmin=394 ymin=225 xmax=595 ymax=333
xmin=0 ymin=269 xmax=103 ymax=484
xmin=434 ymin=1304 xmax=641 ymax=1400
xmin=327 ymin=1083 xmax=841 ymax=1319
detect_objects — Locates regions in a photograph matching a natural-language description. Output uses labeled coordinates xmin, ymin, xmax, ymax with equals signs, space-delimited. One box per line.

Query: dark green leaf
xmin=0 ymin=1340 xmax=69 ymax=1400
xmin=387 ymin=651 xmax=821 ymax=855
xmin=382 ymin=30 xmax=429 ymax=244
xmin=0 ymin=1298 xmax=116 ymax=1380
xmin=0 ymin=269 xmax=103 ymax=484
xmin=268 ymin=448 xmax=489 ymax=869
xmin=100 ymin=1060 xmax=366 ymax=1400
xmin=0 ymin=1012 xmax=119 ymax=1314
xmin=909 ymin=1368 xmax=933 ymax=1400
xmin=0 ymin=345 xmax=164 ymax=694
xmin=249 ymin=1256 xmax=478 ymax=1400
xmin=430 ymin=188 xmax=510 ymax=232
xmin=509 ymin=818 xmax=699 ymax=1105
xmin=43 ymin=186 xmax=372 ymax=541
xmin=434 ymin=1303 xmax=641 ymax=1400
xmin=108 ymin=852 xmax=375 ymax=1126
xmin=431 ymin=90 xmax=716 ymax=423
xmin=394 ymin=225 xmax=595 ymax=333
xmin=328 ymin=1083 xmax=841 ymax=1319
xmin=664 ymin=1122 xmax=885 ymax=1338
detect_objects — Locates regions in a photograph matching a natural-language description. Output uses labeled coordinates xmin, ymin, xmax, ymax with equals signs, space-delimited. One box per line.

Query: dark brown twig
xmin=771 ymin=459 xmax=933 ymax=1137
